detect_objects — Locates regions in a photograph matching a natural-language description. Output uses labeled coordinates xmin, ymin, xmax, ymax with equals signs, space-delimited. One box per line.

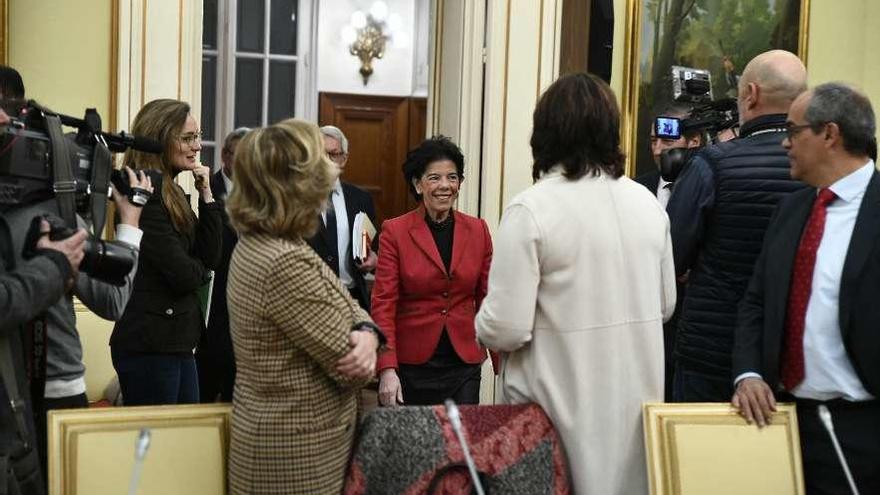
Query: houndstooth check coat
xmin=227 ymin=233 xmax=372 ymax=494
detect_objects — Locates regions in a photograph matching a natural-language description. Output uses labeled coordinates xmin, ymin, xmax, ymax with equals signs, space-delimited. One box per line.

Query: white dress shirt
xmin=736 ymin=160 xmax=875 ymax=401
xmin=656 ymin=176 xmax=673 ymax=209
xmin=322 ymin=179 xmax=353 ymax=288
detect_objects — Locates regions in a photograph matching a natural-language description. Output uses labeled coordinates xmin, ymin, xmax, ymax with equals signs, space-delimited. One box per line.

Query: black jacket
xmin=111 ymin=177 xmax=224 ymax=353
xmin=734 ymin=171 xmax=880 ymax=395
xmin=634 ymin=170 xmax=661 ymax=195
xmin=306 ymin=181 xmax=377 ymax=310
xmin=666 ymin=114 xmax=807 ymax=377
xmin=197 ymin=171 xmax=238 ymax=364
xmin=1 ymin=215 xmax=70 ymax=492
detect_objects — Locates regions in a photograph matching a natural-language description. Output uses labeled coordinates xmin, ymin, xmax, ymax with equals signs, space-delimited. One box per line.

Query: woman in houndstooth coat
xmin=225 ymin=120 xmax=383 ymax=494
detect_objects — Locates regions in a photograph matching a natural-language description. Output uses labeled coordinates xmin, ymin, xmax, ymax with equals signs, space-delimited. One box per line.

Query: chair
xmin=643 ymin=402 xmax=804 ymax=495
xmin=47 ymin=403 xmax=232 ymax=495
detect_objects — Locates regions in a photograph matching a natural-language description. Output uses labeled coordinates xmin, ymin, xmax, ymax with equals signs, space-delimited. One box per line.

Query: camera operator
xmin=636 ymin=104 xmax=704 ymax=207
xmin=634 ymin=105 xmax=703 ymax=401
xmin=0 ymin=104 xmax=88 ymax=494
xmin=3 ymin=166 xmax=152 ymax=479
xmin=665 ymin=50 xmax=809 ymax=402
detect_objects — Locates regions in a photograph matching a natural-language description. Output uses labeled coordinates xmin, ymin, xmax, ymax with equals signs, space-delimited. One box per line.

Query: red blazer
xmin=372 ymin=207 xmax=492 ymax=371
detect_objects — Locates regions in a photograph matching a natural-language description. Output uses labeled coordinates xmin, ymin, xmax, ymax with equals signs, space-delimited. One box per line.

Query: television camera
xmin=0 ymin=101 xmax=162 ymax=285
xmin=654 ymin=66 xmax=740 ymax=182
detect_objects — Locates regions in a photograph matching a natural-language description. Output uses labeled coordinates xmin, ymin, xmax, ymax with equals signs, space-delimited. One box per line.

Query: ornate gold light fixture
xmin=341 ymin=2 xmax=406 ymax=86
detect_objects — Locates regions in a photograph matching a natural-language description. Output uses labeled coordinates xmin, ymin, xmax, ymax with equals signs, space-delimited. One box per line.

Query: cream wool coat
xmin=476 ymin=168 xmax=676 ymax=494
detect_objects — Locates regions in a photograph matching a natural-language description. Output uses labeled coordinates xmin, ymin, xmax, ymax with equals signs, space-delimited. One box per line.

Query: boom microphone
xmin=103 ymin=131 xmax=164 ymax=154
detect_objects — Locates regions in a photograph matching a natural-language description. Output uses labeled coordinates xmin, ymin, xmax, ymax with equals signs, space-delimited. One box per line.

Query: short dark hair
xmin=0 ymin=65 xmax=25 ymax=100
xmin=805 ymin=82 xmax=876 ymax=157
xmin=402 ymin=135 xmax=465 ymax=200
xmin=530 ymin=72 xmax=625 ymax=181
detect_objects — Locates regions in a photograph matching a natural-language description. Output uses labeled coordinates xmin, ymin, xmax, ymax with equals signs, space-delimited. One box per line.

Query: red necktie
xmin=780 ymin=188 xmax=837 ymax=390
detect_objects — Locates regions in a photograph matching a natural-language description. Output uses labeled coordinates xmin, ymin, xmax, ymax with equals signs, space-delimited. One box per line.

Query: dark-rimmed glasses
xmin=785 ymin=123 xmax=819 ymax=140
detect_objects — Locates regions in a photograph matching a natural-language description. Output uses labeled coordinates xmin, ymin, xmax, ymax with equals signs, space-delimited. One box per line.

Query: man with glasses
xmin=733 ymin=83 xmax=880 ymax=494
xmin=306 ymin=125 xmax=378 ymax=310
xmin=665 ymin=50 xmax=809 ymax=402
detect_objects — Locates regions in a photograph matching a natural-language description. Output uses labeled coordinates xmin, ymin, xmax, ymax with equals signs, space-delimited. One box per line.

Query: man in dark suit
xmin=306 ymin=125 xmax=377 ymax=311
xmin=733 ymin=83 xmax=880 ymax=494
xmin=635 ymin=104 xmax=701 ymax=401
xmin=196 ymin=127 xmax=249 ymax=403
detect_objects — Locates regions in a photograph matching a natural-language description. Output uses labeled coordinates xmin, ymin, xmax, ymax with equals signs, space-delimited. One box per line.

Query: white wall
xmin=412 ymin=0 xmax=430 ymax=96
xmin=317 ymin=0 xmax=426 ymax=96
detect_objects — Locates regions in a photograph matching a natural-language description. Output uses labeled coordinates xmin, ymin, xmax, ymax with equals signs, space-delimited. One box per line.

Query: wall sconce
xmin=341 ymin=1 xmax=408 ymax=86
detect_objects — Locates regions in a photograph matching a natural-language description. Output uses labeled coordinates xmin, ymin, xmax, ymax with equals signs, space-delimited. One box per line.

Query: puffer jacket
xmin=671 ymin=114 xmax=807 ymax=376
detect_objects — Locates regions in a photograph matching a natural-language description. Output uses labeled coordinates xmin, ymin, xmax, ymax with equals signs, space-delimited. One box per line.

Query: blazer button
xmin=442 ymin=291 xmax=449 ymax=298
xmin=165 ymin=308 xmax=174 ymax=316
xmin=441 ymin=309 xmax=447 ymax=315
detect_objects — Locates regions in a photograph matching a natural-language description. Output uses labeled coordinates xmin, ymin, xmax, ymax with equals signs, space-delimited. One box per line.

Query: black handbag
xmin=426 ymin=463 xmax=490 ymax=495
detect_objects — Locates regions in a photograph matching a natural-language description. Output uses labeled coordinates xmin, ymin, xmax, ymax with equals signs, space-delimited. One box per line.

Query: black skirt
xmin=397 ymin=328 xmax=481 ymax=406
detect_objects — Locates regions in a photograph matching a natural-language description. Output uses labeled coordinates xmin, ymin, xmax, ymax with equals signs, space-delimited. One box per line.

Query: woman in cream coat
xmin=476 ymin=73 xmax=676 ymax=494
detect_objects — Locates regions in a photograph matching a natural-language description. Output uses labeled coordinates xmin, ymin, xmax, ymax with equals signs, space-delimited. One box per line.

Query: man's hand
xmin=0 ymin=109 xmax=10 ymax=125
xmin=335 ymin=329 xmax=379 ymax=380
xmin=36 ymin=219 xmax=88 ymax=278
xmin=356 ymin=249 xmax=378 ymax=273
xmin=732 ymin=377 xmax=777 ymax=427
xmin=113 ymin=167 xmax=153 ymax=227
xmin=192 ymin=164 xmax=214 ymax=203
xmin=378 ymin=368 xmax=404 ymax=407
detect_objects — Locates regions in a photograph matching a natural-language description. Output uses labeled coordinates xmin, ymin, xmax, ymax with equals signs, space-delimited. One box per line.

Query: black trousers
xmin=784 ymin=395 xmax=880 ymax=495
xmin=34 ymin=393 xmax=89 ymax=488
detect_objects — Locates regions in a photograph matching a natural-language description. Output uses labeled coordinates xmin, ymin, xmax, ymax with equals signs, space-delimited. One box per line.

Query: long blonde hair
xmin=227 ymin=119 xmax=334 ymax=239
xmin=122 ymin=99 xmax=195 ymax=233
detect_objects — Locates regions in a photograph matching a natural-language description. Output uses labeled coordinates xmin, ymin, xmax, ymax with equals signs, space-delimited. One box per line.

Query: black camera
xmin=23 ymin=214 xmax=136 ymax=286
xmin=0 ymin=101 xmax=162 ymax=285
xmin=671 ymin=66 xmax=713 ymax=104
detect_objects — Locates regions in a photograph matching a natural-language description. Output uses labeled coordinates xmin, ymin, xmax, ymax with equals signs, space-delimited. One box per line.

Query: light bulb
xmin=370 ymin=1 xmax=389 ymax=22
xmin=351 ymin=11 xmax=367 ymax=29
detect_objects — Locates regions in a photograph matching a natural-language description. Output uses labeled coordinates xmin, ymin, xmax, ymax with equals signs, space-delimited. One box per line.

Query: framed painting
xmin=620 ymin=0 xmax=810 ymax=177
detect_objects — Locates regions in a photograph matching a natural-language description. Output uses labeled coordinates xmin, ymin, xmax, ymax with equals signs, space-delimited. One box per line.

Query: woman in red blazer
xmin=372 ymin=136 xmax=493 ymax=406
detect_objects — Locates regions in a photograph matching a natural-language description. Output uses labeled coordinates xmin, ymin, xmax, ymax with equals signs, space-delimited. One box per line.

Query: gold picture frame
xmin=643 ymin=402 xmax=804 ymax=495
xmin=620 ymin=0 xmax=811 ymax=178
xmin=48 ymin=403 xmax=232 ymax=495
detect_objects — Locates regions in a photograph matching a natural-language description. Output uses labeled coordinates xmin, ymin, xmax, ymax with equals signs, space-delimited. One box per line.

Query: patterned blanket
xmin=345 ymin=403 xmax=571 ymax=494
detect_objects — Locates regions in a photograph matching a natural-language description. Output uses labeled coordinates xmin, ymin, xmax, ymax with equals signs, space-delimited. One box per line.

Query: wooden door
xmin=319 ymin=92 xmax=427 ymax=224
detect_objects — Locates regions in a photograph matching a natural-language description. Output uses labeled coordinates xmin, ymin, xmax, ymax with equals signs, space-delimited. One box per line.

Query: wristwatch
xmin=352 ymin=321 xmax=387 ymax=348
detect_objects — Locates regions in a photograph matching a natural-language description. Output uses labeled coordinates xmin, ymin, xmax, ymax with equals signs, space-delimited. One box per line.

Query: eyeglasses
xmin=178 ymin=131 xmax=203 ymax=147
xmin=785 ymin=123 xmax=818 ymax=140
xmin=327 ymin=150 xmax=347 ymax=162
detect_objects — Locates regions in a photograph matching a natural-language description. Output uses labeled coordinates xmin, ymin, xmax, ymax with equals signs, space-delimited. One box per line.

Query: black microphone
xmin=103 ymin=131 xmax=164 ymax=154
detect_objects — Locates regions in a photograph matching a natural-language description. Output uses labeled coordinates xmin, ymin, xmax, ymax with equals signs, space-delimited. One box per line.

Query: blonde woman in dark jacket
xmin=110 ymin=99 xmax=223 ymax=405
